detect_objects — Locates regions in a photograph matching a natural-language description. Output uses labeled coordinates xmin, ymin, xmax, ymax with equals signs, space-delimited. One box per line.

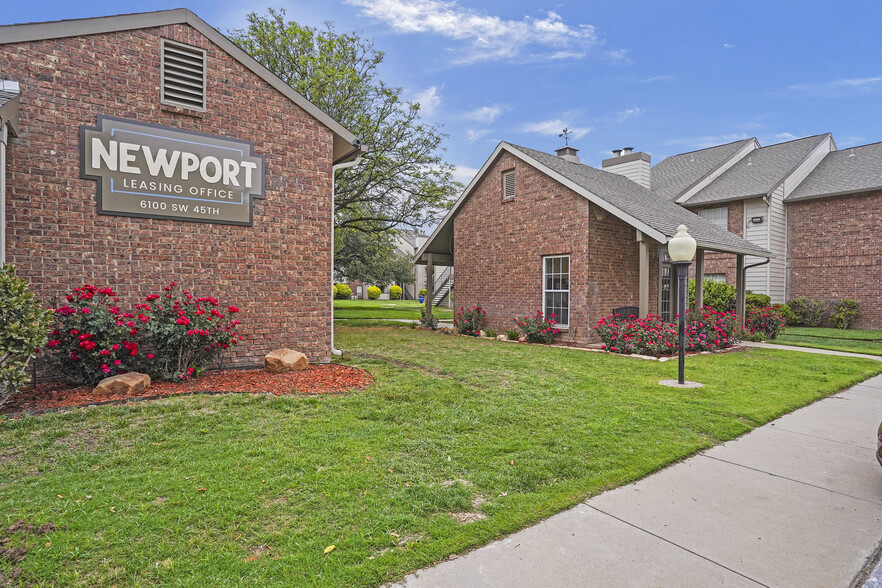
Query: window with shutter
xmin=161 ymin=40 xmax=206 ymax=111
xmin=502 ymin=170 xmax=515 ymax=200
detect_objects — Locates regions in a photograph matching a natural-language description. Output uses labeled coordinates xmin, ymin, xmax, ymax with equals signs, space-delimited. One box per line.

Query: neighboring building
xmin=419 ymin=132 xmax=882 ymax=338
xmin=415 ymin=143 xmax=769 ymax=344
xmin=396 ymin=231 xmax=453 ymax=307
xmin=656 ymin=134 xmax=881 ymax=328
xmin=0 ymin=10 xmax=363 ymax=365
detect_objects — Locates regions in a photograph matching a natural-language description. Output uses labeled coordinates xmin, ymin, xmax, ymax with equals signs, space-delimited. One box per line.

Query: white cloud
xmin=343 ymin=0 xmax=597 ymax=63
xmin=787 ymin=76 xmax=882 ymax=97
xmin=642 ymin=74 xmax=674 ymax=83
xmin=519 ymin=119 xmax=591 ymax=139
xmin=603 ymin=48 xmax=630 ymax=64
xmin=774 ymin=132 xmax=797 ymax=141
xmin=664 ymin=133 xmax=751 ymax=150
xmin=462 ymin=104 xmax=503 ymax=124
xmin=612 ymin=106 xmax=645 ymax=124
xmin=414 ymin=86 xmax=442 ymax=115
xmin=466 ymin=129 xmax=492 ymax=142
xmin=452 ymin=164 xmax=480 ymax=185
xmin=723 ymin=43 xmax=737 ymax=49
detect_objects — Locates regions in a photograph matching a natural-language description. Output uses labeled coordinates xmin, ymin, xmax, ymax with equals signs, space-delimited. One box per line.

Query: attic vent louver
xmin=161 ymin=40 xmax=206 ymax=110
xmin=502 ymin=170 xmax=515 ymax=200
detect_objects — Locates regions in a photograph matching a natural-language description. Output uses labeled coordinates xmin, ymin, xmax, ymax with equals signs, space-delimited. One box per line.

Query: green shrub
xmin=505 ymin=329 xmax=520 ymax=341
xmin=418 ymin=307 xmax=438 ymax=330
xmin=335 ymin=283 xmax=352 ymax=299
xmin=389 ymin=285 xmax=402 ymax=300
xmin=830 ymin=299 xmax=860 ymax=329
xmin=688 ymin=279 xmax=736 ymax=312
xmin=516 ymin=311 xmax=560 ymax=344
xmin=746 ymin=292 xmax=771 ymax=308
xmin=773 ymin=304 xmax=794 ymax=326
xmin=455 ymin=306 xmax=486 ymax=336
xmin=484 ymin=329 xmax=497 ymax=338
xmin=787 ymin=297 xmax=828 ymax=327
xmin=0 ymin=266 xmax=52 ymax=406
xmin=367 ymin=286 xmax=381 ymax=300
xmin=743 ymin=306 xmax=786 ymax=340
xmin=333 ymin=284 xmax=339 ymax=298
xmin=419 ymin=288 xmax=427 ymax=297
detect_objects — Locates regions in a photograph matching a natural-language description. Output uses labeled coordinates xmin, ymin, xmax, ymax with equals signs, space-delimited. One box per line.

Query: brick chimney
xmin=602 ymin=147 xmax=651 ymax=189
xmin=555 ymin=145 xmax=580 ymax=163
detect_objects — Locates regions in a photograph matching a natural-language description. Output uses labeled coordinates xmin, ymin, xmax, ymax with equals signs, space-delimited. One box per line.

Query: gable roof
xmin=415 ymin=142 xmax=771 ymax=263
xmin=652 ymin=138 xmax=755 ymax=201
xmin=0 ymin=9 xmax=363 ymax=163
xmin=787 ymin=141 xmax=882 ymax=202
xmin=683 ymin=134 xmax=829 ymax=206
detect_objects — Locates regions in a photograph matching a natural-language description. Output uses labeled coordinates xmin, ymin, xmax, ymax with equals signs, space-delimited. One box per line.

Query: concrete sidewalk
xmin=395 ymin=373 xmax=882 ymax=588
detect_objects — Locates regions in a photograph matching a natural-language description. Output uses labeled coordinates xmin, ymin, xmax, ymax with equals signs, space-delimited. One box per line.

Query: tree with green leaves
xmin=334 ymin=229 xmax=414 ymax=288
xmin=230 ymin=9 xmax=459 ymax=236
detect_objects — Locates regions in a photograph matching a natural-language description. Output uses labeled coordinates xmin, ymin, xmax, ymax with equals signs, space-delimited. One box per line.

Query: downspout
xmin=1 ymin=122 xmax=7 ymax=267
xmin=330 ymin=147 xmax=363 ymax=356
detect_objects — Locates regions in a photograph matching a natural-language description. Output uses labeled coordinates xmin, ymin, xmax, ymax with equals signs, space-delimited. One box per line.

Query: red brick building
xmin=415 ymin=143 xmax=769 ymax=344
xmin=0 ymin=10 xmax=363 ymax=365
xmin=423 ymin=134 xmax=882 ymax=339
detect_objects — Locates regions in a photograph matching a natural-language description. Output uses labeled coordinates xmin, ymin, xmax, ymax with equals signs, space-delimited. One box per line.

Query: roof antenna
xmin=559 ymin=128 xmax=571 ymax=146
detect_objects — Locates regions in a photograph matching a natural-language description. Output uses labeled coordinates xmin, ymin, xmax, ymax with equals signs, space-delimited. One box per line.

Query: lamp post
xmin=667 ymin=225 xmax=697 ymax=385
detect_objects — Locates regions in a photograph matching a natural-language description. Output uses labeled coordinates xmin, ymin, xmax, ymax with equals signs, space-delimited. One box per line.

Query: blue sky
xmin=5 ymin=1 xmax=882 ymax=185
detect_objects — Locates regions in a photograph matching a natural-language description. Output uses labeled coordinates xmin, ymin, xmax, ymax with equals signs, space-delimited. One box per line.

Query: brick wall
xmin=452 ymin=150 xmax=653 ymax=344
xmin=787 ymin=192 xmax=882 ymax=329
xmin=690 ymin=201 xmax=743 ymax=284
xmin=1 ymin=25 xmax=336 ymax=365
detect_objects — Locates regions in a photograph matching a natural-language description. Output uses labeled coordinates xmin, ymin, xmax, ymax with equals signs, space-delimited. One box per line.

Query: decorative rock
xmin=479 ymin=330 xmax=487 ymax=337
xmin=497 ymin=334 xmax=506 ymax=341
xmin=264 ymin=349 xmax=308 ymax=373
xmin=92 ymin=372 xmax=151 ymax=397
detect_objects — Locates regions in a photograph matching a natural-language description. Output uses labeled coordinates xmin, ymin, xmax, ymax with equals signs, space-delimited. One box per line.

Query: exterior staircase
xmin=432 ymin=267 xmax=453 ymax=307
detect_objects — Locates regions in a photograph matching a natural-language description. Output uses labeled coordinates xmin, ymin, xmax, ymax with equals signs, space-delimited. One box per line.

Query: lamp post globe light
xmin=664 ymin=225 xmax=701 ymax=388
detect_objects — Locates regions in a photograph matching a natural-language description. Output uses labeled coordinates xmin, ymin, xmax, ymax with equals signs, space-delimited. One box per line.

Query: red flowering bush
xmin=742 ymin=306 xmax=786 ymax=340
xmin=139 ymin=283 xmax=242 ymax=381
xmin=454 ymin=306 xmax=486 ymax=336
xmin=49 ymin=282 xmax=242 ymax=385
xmin=594 ymin=308 xmax=738 ymax=356
xmin=516 ymin=311 xmax=560 ymax=344
xmin=49 ymin=285 xmax=145 ymax=386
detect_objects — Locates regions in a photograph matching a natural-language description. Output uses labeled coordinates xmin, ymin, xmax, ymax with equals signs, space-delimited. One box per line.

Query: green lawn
xmin=334 ymin=299 xmax=453 ymax=321
xmin=1 ymin=327 xmax=880 ymax=586
xmin=777 ymin=326 xmax=882 ymax=356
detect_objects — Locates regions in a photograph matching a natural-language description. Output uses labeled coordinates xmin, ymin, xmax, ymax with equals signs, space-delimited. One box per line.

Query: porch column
xmin=637 ymin=231 xmax=649 ymax=318
xmin=694 ymin=249 xmax=704 ymax=311
xmin=425 ymin=253 xmax=434 ymax=319
xmin=735 ymin=254 xmax=746 ymax=324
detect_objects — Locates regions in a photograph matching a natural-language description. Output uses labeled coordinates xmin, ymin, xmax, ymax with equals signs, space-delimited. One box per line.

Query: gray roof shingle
xmin=651 ymin=138 xmax=754 ymax=201
xmin=508 ymin=143 xmax=771 ymax=257
xmin=787 ymin=142 xmax=882 ymax=201
xmin=685 ymin=134 xmax=829 ymax=205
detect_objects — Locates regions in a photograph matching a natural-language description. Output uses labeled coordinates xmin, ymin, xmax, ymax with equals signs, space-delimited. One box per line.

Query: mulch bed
xmin=1 ymin=364 xmax=373 ymax=417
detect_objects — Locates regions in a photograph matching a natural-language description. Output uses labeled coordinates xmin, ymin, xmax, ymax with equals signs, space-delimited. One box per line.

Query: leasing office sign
xmin=81 ymin=116 xmax=265 ymax=226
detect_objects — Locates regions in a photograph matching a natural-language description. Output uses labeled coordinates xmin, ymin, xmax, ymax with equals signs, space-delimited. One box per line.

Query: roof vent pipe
xmin=612 ymin=149 xmax=622 ymax=157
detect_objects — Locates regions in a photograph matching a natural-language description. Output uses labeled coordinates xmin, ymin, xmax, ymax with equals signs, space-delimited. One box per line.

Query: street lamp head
xmin=668 ymin=224 xmax=697 ymax=262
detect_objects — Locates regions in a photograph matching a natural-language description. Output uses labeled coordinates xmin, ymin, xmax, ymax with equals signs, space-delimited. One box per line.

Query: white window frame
xmin=542 ymin=255 xmax=570 ymax=328
xmin=697 ymin=206 xmax=728 ymax=230
xmin=704 ymin=273 xmax=727 ymax=284
xmin=502 ymin=169 xmax=515 ymax=200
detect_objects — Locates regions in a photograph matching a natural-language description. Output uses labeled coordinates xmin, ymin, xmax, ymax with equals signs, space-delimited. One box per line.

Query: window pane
xmin=560 ymin=257 xmax=569 ymax=274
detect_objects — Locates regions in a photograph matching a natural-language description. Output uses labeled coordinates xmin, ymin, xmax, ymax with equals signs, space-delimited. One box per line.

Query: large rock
xmin=92 ymin=372 xmax=151 ymax=397
xmin=264 ymin=349 xmax=309 ymax=373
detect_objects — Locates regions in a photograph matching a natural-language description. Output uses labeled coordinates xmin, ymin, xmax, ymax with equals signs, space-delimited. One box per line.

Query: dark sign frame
xmin=80 ymin=115 xmax=266 ymax=226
